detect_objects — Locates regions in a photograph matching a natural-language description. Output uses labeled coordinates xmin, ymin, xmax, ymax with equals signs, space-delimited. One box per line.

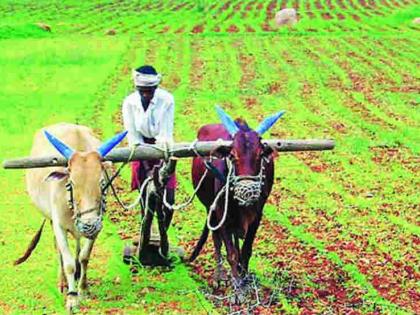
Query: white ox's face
xmin=43 ymin=129 xmax=127 ymax=239
xmin=68 ymin=152 xmax=106 ymax=238
xmin=46 ymin=151 xmax=107 ymax=239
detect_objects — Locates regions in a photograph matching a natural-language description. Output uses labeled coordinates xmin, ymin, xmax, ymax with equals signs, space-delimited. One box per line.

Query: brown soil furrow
xmin=377 ymin=0 xmax=393 ymax=7
xmin=265 ymin=0 xmax=278 ymax=21
xmin=281 ymin=41 xmax=397 ymax=131
xmin=325 ymin=0 xmax=336 ymax=9
xmin=387 ymin=0 xmax=402 ymax=7
xmin=189 ymin=41 xmax=205 ymax=89
xmin=182 ymin=218 xmax=370 ymax=313
xmin=238 ymin=52 xmax=257 ymax=89
xmin=303 ymin=0 xmax=316 ymax=19
xmin=309 ymin=39 xmax=418 ymax=129
xmin=191 ymin=24 xmax=205 ymax=34
xmin=370 ymin=147 xmax=419 ymax=173
xmin=336 ymin=0 xmax=349 ymax=9
xmin=278 ymin=0 xmax=288 ymax=10
xmin=296 ymin=38 xmax=398 ymax=129
xmin=314 ymin=0 xmax=325 ymax=10
xmin=313 ymin=221 xmax=420 ymax=312
xmin=172 ymin=2 xmax=189 ymax=11
xmin=218 ymin=0 xmax=233 ymax=14
xmin=241 ymin=0 xmax=257 ymax=18
xmin=268 ymin=189 xmax=420 ymax=313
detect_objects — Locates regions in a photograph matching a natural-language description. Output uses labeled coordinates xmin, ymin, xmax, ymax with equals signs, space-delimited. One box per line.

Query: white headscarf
xmin=132 ymin=69 xmax=162 ymax=87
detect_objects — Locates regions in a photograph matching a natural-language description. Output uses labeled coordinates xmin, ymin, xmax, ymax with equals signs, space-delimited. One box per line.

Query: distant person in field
xmin=122 ymin=65 xmax=176 ymax=228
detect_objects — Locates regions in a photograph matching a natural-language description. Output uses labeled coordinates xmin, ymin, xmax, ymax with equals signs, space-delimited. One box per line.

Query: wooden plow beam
xmin=2 ymin=139 xmax=335 ymax=169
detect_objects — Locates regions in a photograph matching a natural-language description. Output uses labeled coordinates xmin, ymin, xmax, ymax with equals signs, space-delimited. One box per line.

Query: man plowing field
xmin=122 ymin=65 xmax=177 ymax=265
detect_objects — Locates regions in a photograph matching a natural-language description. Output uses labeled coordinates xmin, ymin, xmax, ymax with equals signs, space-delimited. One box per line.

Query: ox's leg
xmin=240 ymin=217 xmax=261 ymax=274
xmin=58 ymin=253 xmax=67 ymax=293
xmin=75 ymin=239 xmax=81 ymax=281
xmin=53 ymin=222 xmax=67 ymax=293
xmin=54 ymin=235 xmax=67 ymax=293
xmin=78 ymin=237 xmax=96 ymax=297
xmin=52 ymin=219 xmax=79 ymax=311
xmin=221 ymin=228 xmax=246 ymax=303
xmin=234 ymin=234 xmax=242 ymax=273
xmin=220 ymin=228 xmax=240 ymax=282
xmin=212 ymin=230 xmax=227 ymax=287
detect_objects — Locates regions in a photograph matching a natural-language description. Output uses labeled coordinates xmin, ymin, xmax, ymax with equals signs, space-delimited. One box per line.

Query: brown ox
xmin=190 ymin=106 xmax=284 ymax=297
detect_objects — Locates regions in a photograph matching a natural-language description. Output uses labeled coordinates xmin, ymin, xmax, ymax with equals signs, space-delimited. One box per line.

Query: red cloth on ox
xmin=130 ymin=137 xmax=177 ymax=191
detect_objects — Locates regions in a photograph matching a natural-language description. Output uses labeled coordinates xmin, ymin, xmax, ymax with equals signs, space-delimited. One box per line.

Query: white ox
xmin=21 ymin=123 xmax=126 ymax=312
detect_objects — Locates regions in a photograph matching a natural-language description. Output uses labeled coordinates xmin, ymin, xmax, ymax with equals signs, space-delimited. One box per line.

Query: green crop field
xmin=0 ymin=1 xmax=418 ymax=314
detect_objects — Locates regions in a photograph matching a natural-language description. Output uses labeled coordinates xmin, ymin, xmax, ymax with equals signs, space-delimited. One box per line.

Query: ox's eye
xmin=229 ymin=152 xmax=239 ymax=161
xmin=261 ymin=144 xmax=274 ymax=156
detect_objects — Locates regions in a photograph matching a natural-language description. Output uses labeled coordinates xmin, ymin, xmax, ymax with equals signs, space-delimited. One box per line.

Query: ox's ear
xmin=215 ymin=105 xmax=239 ymax=136
xmin=97 ymin=131 xmax=128 ymax=158
xmin=44 ymin=170 xmax=69 ymax=182
xmin=262 ymin=143 xmax=278 ymax=159
xmin=255 ymin=110 xmax=286 ymax=135
xmin=213 ymin=145 xmax=231 ymax=159
xmin=101 ymin=161 xmax=113 ymax=171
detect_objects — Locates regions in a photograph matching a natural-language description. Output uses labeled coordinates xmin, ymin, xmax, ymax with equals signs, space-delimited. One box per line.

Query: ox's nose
xmin=233 ymin=180 xmax=262 ymax=207
xmin=75 ymin=218 xmax=102 ymax=239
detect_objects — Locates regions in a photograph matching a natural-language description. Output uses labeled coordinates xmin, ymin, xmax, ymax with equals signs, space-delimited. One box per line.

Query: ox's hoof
xmin=59 ymin=283 xmax=67 ymax=294
xmin=78 ymin=279 xmax=89 ymax=298
xmin=66 ymin=293 xmax=80 ymax=314
xmin=230 ymin=291 xmax=247 ymax=305
xmin=231 ymin=277 xmax=252 ymax=304
xmin=212 ymin=268 xmax=229 ymax=289
xmin=78 ymin=288 xmax=88 ymax=300
xmin=58 ymin=278 xmax=68 ymax=294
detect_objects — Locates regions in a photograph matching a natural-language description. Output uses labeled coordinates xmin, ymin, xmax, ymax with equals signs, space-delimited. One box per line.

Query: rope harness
xmin=231 ymin=156 xmax=268 ymax=207
xmin=109 ymin=140 xmax=212 ymax=213
xmin=206 ymin=156 xmax=268 ymax=231
xmin=103 ymin=141 xmax=269 ymax=233
xmin=65 ymin=178 xmax=108 ymax=239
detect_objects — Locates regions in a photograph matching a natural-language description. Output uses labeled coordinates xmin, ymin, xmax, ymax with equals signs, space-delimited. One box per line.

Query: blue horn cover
xmin=97 ymin=130 xmax=128 ymax=157
xmin=215 ymin=105 xmax=239 ymax=136
xmin=44 ymin=130 xmax=75 ymax=160
xmin=255 ymin=110 xmax=286 ymax=135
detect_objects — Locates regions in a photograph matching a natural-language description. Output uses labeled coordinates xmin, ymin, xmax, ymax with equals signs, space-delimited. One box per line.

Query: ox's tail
xmin=188 ymin=222 xmax=209 ymax=262
xmin=14 ymin=219 xmax=46 ymax=265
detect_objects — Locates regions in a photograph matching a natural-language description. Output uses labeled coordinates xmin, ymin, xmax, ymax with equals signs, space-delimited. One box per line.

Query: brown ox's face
xmin=215 ymin=106 xmax=283 ymax=207
xmin=215 ymin=106 xmax=284 ymax=176
xmin=224 ymin=122 xmax=275 ymax=207
xmin=230 ymin=127 xmax=264 ymax=177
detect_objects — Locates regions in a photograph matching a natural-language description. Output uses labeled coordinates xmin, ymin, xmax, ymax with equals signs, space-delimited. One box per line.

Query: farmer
xmin=122 ymin=65 xmax=176 ymax=229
